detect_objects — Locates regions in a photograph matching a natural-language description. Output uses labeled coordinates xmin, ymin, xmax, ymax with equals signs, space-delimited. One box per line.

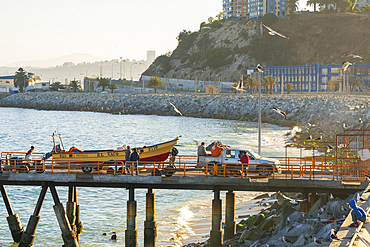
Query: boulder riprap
xmin=1 ymin=92 xmax=369 ymax=143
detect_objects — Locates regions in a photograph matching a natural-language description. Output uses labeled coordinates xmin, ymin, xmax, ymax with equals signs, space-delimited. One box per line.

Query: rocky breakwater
xmin=1 ymin=92 xmax=369 ymax=140
xmin=184 ymin=191 xmax=360 ymax=247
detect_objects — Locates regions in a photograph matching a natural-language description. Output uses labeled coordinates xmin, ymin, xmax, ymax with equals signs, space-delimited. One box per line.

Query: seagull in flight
xmin=256 ymin=64 xmax=264 ymax=73
xmin=231 ymin=80 xmax=245 ymax=92
xmin=342 ymin=61 xmax=352 ymax=73
xmin=270 ymin=107 xmax=288 ymax=119
xmin=262 ymin=23 xmax=289 ymax=39
xmin=343 ymin=53 xmax=363 ymax=61
xmin=306 ymin=135 xmax=312 ymax=140
xmin=166 ymin=99 xmax=183 ymax=117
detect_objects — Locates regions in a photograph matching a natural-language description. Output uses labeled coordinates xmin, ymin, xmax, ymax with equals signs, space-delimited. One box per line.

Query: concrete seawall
xmin=1 ymin=92 xmax=369 ymax=140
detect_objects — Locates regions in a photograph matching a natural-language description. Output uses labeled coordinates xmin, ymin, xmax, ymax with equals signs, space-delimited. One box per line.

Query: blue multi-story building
xmin=248 ymin=0 xmax=287 ymax=19
xmin=247 ymin=63 xmax=370 ymax=93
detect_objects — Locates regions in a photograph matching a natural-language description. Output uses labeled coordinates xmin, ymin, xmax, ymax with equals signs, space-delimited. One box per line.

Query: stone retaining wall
xmin=1 ymin=92 xmax=369 ymax=140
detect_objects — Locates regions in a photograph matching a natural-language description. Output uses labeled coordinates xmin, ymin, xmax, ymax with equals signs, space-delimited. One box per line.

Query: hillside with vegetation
xmin=144 ymin=12 xmax=370 ymax=82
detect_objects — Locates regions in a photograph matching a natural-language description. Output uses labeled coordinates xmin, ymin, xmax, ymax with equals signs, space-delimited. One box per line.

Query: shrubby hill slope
xmin=144 ymin=13 xmax=370 ymax=82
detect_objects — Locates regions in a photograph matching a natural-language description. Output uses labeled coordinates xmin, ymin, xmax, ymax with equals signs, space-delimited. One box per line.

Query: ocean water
xmin=0 ymin=107 xmax=303 ymax=246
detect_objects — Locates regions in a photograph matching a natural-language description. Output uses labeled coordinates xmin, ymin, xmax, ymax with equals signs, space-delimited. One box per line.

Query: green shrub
xmin=261 ymin=13 xmax=278 ymax=26
xmin=180 ymin=54 xmax=190 ymax=63
xmin=189 ymin=51 xmax=204 ymax=65
xmin=205 ymin=46 xmax=232 ymax=69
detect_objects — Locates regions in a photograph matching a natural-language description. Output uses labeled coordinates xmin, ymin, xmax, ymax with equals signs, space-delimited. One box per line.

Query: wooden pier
xmin=0 ymin=154 xmax=368 ymax=246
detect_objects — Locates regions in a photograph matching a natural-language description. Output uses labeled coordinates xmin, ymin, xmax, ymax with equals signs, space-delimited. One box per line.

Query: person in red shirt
xmin=25 ymin=146 xmax=35 ymax=160
xmin=240 ymin=151 xmax=249 ymax=177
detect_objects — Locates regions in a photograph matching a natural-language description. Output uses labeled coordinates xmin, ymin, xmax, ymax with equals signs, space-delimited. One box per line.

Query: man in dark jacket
xmin=170 ymin=147 xmax=179 ymax=164
xmin=125 ymin=146 xmax=132 ymax=174
xmin=349 ymin=199 xmax=366 ymax=227
xmin=130 ymin=148 xmax=140 ymax=175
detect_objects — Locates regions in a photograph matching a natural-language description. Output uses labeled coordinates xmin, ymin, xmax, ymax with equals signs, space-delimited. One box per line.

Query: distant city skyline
xmin=0 ymin=0 xmax=310 ymax=67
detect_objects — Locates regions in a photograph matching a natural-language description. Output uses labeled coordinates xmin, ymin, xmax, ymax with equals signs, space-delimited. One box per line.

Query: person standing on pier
xmin=130 ymin=148 xmax=140 ymax=175
xmin=170 ymin=147 xmax=178 ymax=165
xmin=125 ymin=146 xmax=132 ymax=174
xmin=25 ymin=146 xmax=35 ymax=160
xmin=349 ymin=199 xmax=367 ymax=227
xmin=197 ymin=142 xmax=207 ymax=156
xmin=240 ymin=151 xmax=249 ymax=177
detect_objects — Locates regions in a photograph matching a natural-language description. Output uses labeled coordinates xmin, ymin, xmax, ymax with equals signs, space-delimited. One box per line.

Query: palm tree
xmin=69 ymin=80 xmax=80 ymax=92
xmin=261 ymin=80 xmax=269 ymax=94
xmin=232 ymin=82 xmax=239 ymax=94
xmin=245 ymin=77 xmax=258 ymax=94
xmin=148 ymin=76 xmax=163 ymax=93
xmin=285 ymin=83 xmax=294 ymax=94
xmin=306 ymin=0 xmax=319 ymax=11
xmin=286 ymin=0 xmax=299 ymax=14
xmin=50 ymin=81 xmax=65 ymax=91
xmin=97 ymin=78 xmax=110 ymax=91
xmin=263 ymin=76 xmax=277 ymax=94
xmin=108 ymin=83 xmax=117 ymax=93
xmin=13 ymin=68 xmax=28 ymax=92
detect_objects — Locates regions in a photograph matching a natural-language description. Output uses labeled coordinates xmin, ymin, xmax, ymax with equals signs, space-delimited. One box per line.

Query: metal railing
xmin=0 ymin=154 xmax=367 ymax=181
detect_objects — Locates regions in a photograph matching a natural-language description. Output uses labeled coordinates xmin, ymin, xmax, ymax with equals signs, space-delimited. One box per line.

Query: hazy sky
xmin=0 ymin=0 xmax=310 ymax=66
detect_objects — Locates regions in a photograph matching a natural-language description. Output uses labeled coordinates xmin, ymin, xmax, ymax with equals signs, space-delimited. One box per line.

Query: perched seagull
xmin=270 ymin=107 xmax=288 ymax=120
xmin=166 ymin=99 xmax=183 ymax=117
xmin=359 ymin=118 xmax=363 ymax=124
xmin=330 ymin=194 xmax=334 ymax=200
xmin=286 ymin=216 xmax=291 ymax=226
xmin=315 ymin=135 xmax=323 ymax=141
xmin=343 ymin=123 xmax=350 ymax=129
xmin=343 ymin=53 xmax=364 ymax=60
xmin=342 ymin=61 xmax=352 ymax=73
xmin=256 ymin=64 xmax=264 ymax=73
xmin=330 ymin=229 xmax=339 ymax=240
xmin=306 ymin=135 xmax=312 ymax=140
xmin=262 ymin=23 xmax=289 ymax=39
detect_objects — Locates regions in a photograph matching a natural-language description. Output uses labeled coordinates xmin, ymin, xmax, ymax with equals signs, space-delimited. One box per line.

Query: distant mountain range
xmin=6 ymin=53 xmax=105 ymax=68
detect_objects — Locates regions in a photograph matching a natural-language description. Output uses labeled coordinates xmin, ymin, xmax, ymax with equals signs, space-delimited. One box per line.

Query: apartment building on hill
xmin=223 ymin=0 xmax=287 ymax=19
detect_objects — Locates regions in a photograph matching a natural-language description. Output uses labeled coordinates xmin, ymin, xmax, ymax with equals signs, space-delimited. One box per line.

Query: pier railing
xmin=0 ymin=153 xmax=367 ymax=181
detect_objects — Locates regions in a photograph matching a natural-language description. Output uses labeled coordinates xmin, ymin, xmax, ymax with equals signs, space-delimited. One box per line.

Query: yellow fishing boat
xmin=49 ymin=133 xmax=179 ymax=164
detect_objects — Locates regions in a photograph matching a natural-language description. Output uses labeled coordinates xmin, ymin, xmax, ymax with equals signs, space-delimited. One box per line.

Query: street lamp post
xmin=256 ymin=64 xmax=264 ymax=155
xmin=161 ymin=73 xmax=167 ymax=93
xmin=130 ymin=63 xmax=137 ymax=82
xmin=120 ymin=57 xmax=122 ymax=80
xmin=138 ymin=63 xmax=147 ymax=92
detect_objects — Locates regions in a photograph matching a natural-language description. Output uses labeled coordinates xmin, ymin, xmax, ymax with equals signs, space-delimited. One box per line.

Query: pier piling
xmin=19 ymin=186 xmax=48 ymax=247
xmin=74 ymin=187 xmax=82 ymax=241
xmin=1 ymin=185 xmax=24 ymax=242
xmin=224 ymin=191 xmax=236 ymax=240
xmin=210 ymin=189 xmax=223 ymax=247
xmin=50 ymin=186 xmax=79 ymax=247
xmin=144 ymin=188 xmax=157 ymax=247
xmin=66 ymin=186 xmax=77 ymax=238
xmin=125 ymin=188 xmax=138 ymax=247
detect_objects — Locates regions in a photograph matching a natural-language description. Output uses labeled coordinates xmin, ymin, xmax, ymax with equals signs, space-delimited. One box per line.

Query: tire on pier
xmin=82 ymin=163 xmax=93 ymax=173
xmin=17 ymin=165 xmax=29 ymax=173
xmin=163 ymin=165 xmax=176 ymax=177
xmin=107 ymin=167 xmax=115 ymax=174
